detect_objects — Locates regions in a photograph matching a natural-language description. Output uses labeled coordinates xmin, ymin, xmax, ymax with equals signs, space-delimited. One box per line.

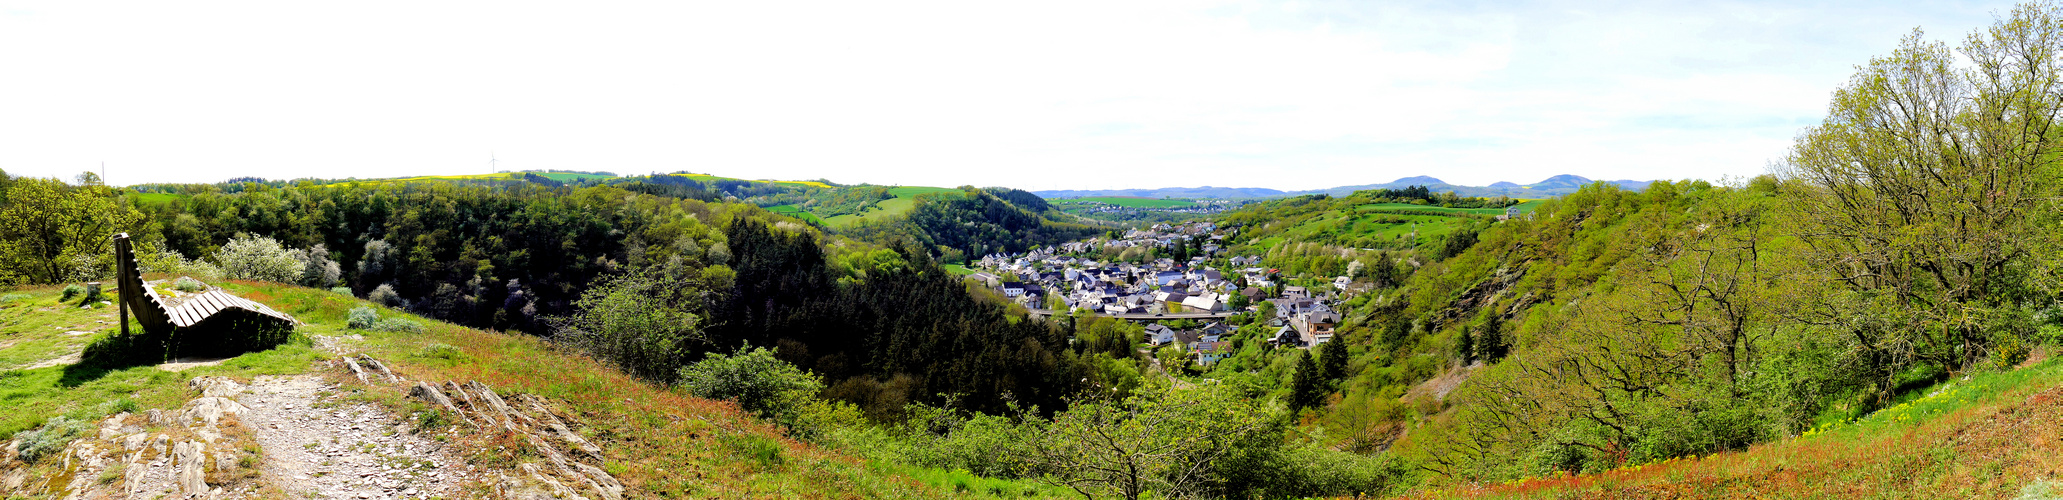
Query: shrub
xmin=61 ymin=284 xmax=85 ymax=301
xmin=416 ymin=343 xmax=465 ymax=361
xmin=678 ymin=345 xmax=823 ymax=430
xmin=367 ymin=284 xmax=401 ymax=307
xmin=214 ymin=234 xmax=305 ymax=283
xmin=172 ymin=277 xmax=206 ymax=292
xmin=555 ymin=269 xmax=708 ymax=381
xmin=347 ymin=306 xmax=380 ymax=330
xmin=297 ymin=244 xmax=342 ymax=289
xmin=329 ymin=287 xmax=353 ymax=296
xmin=14 ymin=416 xmax=92 ymax=463
xmin=138 ymin=249 xmax=222 ymax=281
xmin=100 ymin=398 xmax=140 ymax=415
xmin=372 ymin=318 xmax=423 ymax=333
xmin=0 ymin=293 xmax=29 ymax=305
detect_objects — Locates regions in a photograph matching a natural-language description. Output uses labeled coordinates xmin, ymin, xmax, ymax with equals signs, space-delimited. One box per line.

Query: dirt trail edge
xmin=1 ymin=354 xmax=624 ymax=500
xmin=240 ymin=374 xmax=467 ymax=499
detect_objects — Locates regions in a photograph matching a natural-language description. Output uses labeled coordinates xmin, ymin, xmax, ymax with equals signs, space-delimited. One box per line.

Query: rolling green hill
xmin=821 ymin=186 xmax=964 ymax=228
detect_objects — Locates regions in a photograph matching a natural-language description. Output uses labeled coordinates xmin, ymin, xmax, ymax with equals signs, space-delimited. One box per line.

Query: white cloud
xmin=0 ymin=0 xmax=2008 ymax=191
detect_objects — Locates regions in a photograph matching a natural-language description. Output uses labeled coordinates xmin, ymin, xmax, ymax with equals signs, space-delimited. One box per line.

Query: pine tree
xmin=1290 ymin=350 xmax=1322 ymax=410
xmin=1319 ymin=335 xmax=1348 ymax=382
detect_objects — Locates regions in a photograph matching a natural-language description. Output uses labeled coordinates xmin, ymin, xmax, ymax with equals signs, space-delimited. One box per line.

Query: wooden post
xmin=115 ymin=233 xmax=129 ymax=335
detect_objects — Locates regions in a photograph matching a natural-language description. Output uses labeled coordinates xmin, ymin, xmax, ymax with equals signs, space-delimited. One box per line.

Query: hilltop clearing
xmin=0 ymin=281 xmax=1047 ymax=499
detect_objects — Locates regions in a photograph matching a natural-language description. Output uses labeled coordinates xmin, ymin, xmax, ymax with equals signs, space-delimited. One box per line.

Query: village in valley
xmin=963 ymin=221 xmax=1351 ymax=370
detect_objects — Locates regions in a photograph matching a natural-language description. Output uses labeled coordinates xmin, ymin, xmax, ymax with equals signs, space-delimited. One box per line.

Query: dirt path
xmin=238 ymin=374 xmax=472 ymax=500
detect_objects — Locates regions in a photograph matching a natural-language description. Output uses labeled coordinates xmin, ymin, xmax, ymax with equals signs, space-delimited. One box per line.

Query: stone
xmin=171 ymin=440 xmax=208 ymax=496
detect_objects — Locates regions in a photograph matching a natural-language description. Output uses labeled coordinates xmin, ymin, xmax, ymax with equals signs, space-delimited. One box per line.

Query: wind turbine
xmin=490 ymin=152 xmax=499 ymax=173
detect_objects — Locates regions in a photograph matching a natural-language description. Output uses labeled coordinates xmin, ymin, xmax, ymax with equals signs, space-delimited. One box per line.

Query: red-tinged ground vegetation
xmin=1391 ymin=353 xmax=2063 ymax=499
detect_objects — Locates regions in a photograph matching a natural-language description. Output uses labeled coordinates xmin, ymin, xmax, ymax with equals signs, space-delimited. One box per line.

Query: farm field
xmin=663 ymin=173 xmax=834 ymax=189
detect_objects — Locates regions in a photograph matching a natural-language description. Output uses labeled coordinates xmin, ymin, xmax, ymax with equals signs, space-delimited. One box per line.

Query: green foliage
xmin=0 ymin=175 xmax=147 ymax=285
xmin=1290 ymin=350 xmax=1323 ymax=411
xmin=1022 ymin=383 xmax=1393 ymax=499
xmin=60 ymin=284 xmax=86 ymax=301
xmin=366 ymin=284 xmax=399 ymax=308
xmin=678 ymin=345 xmax=823 ymax=430
xmin=556 ymin=268 xmax=711 ymax=382
xmin=13 ymin=417 xmax=92 ymax=463
xmin=1319 ymin=336 xmax=1349 ymax=381
xmin=0 ymin=293 xmax=28 ymax=305
xmin=346 ymin=306 xmax=380 ymax=329
xmin=370 ymin=317 xmax=423 ymax=333
xmin=137 ymin=248 xmax=222 ymax=281
xmin=415 ymin=343 xmax=465 ymax=361
xmin=328 ymin=286 xmax=352 ymax=296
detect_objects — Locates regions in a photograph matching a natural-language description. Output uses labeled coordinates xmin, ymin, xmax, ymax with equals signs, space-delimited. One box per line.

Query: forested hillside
xmin=1214 ymin=5 xmax=2063 ymax=493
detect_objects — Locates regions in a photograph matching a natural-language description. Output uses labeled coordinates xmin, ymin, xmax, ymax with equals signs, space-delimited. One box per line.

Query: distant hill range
xmin=1034 ymin=174 xmax=1650 ymax=199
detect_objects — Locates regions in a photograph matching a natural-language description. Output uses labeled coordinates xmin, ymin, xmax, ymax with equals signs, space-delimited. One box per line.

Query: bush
xmin=172 ymin=277 xmax=206 ymax=292
xmin=14 ymin=416 xmax=92 ymax=463
xmin=416 ymin=343 xmax=465 ymax=361
xmin=329 ymin=287 xmax=353 ymax=296
xmin=296 ymin=244 xmax=342 ymax=288
xmin=214 ymin=234 xmax=304 ymax=283
xmin=138 ymin=249 xmax=222 ymax=281
xmin=367 ymin=284 xmax=401 ymax=308
xmin=346 ymin=306 xmax=379 ymax=330
xmin=372 ymin=318 xmax=423 ymax=333
xmin=61 ymin=284 xmax=85 ymax=301
xmin=678 ymin=345 xmax=823 ymax=429
xmin=0 ymin=293 xmax=29 ymax=305
xmin=555 ymin=269 xmax=709 ymax=381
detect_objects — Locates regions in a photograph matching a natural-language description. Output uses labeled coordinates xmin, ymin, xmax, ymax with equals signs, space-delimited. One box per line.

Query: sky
xmin=0 ymin=1 xmax=2012 ymax=191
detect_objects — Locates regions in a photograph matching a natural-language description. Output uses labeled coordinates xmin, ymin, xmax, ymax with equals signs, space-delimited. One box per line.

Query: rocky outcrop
xmin=405 ymin=375 xmax=623 ymax=500
xmin=0 ymin=377 xmax=265 ymax=499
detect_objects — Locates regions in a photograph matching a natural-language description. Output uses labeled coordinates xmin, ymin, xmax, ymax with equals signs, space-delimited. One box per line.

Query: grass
xmin=0 ymin=294 xmax=103 ymax=370
xmin=1354 ymin=203 xmax=1508 ymax=216
xmin=1399 ymin=352 xmax=2063 ymax=499
xmin=129 ymin=192 xmax=187 ymax=206
xmin=0 ymin=278 xmax=1057 ymax=498
xmin=767 ymin=205 xmax=828 ymax=225
xmin=941 ymin=265 xmax=977 ymax=276
xmin=0 ymin=284 xmax=324 ymax=437
xmin=1057 ymin=197 xmax=1198 ymax=209
xmin=204 ymin=281 xmax=1027 ymax=498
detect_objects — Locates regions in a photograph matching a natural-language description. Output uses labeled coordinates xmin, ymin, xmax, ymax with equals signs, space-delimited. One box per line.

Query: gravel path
xmin=238 ymin=375 xmax=471 ymax=500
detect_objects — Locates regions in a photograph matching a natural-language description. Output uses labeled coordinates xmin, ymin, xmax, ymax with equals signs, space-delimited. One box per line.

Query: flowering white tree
xmin=214 ymin=234 xmax=304 ymax=283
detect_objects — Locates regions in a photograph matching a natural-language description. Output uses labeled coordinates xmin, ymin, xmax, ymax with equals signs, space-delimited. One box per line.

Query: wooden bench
xmin=112 ymin=233 xmax=296 ymax=356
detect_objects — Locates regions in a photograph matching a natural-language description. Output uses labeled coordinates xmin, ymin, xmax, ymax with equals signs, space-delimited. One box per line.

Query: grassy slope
xmin=1396 ymin=352 xmax=2063 ymax=499
xmin=0 ymin=281 xmax=1048 ymax=499
xmin=1354 ymin=203 xmax=1507 ymax=216
xmin=822 ymin=186 xmax=964 ymax=229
